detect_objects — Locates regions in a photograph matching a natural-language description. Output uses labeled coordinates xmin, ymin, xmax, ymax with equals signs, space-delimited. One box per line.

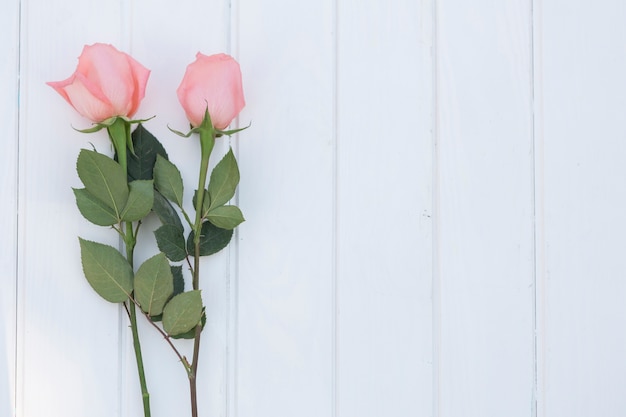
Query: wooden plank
xmin=537 ymin=1 xmax=626 ymax=416
xmin=17 ymin=1 xmax=124 ymax=416
xmin=435 ymin=1 xmax=535 ymax=415
xmin=124 ymin=2 xmax=233 ymax=417
xmin=0 ymin=0 xmax=19 ymax=416
xmin=335 ymin=0 xmax=433 ymax=416
xmin=236 ymin=0 xmax=335 ymax=415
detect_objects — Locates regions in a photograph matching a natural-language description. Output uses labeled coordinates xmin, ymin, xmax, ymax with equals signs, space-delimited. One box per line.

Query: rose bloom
xmin=47 ymin=43 xmax=150 ymax=123
xmin=177 ymin=53 xmax=245 ymax=130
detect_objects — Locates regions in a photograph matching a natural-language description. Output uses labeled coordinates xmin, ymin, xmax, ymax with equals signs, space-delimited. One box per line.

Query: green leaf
xmin=207 ymin=148 xmax=239 ymax=209
xmin=187 ymin=221 xmax=233 ymax=257
xmin=162 ymin=290 xmax=203 ymax=336
xmin=150 ymin=265 xmax=184 ymax=322
xmin=134 ymin=253 xmax=174 ymax=316
xmin=79 ymin=238 xmax=133 ymax=303
xmin=192 ymin=189 xmax=211 ymax=218
xmin=153 ymin=191 xmax=184 ymax=232
xmin=120 ymin=180 xmax=154 ymax=222
xmin=73 ymin=188 xmax=119 ymax=226
xmin=206 ymin=205 xmax=245 ymax=230
xmin=154 ymin=155 xmax=184 ymax=207
xmin=171 ymin=308 xmax=206 ymax=339
xmin=154 ymin=224 xmax=187 ymax=262
xmin=77 ymin=149 xmax=129 ymax=216
xmin=127 ymin=124 xmax=168 ymax=181
xmin=171 ymin=265 xmax=185 ymax=296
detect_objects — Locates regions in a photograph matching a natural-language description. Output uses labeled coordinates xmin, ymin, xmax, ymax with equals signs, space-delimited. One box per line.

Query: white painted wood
xmin=17 ymin=2 xmax=125 ymax=416
xmin=0 ymin=1 xmax=19 ymax=416
xmin=335 ymin=1 xmax=433 ymax=416
xmin=9 ymin=1 xmax=626 ymax=416
xmin=537 ymin=1 xmax=626 ymax=416
xmin=435 ymin=1 xmax=535 ymax=416
xmin=236 ymin=0 xmax=335 ymax=415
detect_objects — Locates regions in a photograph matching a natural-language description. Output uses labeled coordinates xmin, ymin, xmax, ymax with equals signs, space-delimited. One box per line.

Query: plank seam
xmin=431 ymin=0 xmax=441 ymax=416
xmin=14 ymin=1 xmax=23 ymax=415
xmin=531 ymin=0 xmax=545 ymax=416
xmin=530 ymin=0 xmax=538 ymax=414
xmin=228 ymin=1 xmax=240 ymax=415
xmin=331 ymin=0 xmax=339 ymax=415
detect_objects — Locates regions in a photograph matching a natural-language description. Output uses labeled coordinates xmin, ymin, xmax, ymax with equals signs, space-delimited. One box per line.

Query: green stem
xmin=192 ymin=128 xmax=215 ymax=248
xmin=129 ymin=304 xmax=150 ymax=414
xmin=189 ymin=126 xmax=215 ymax=417
xmin=108 ymin=119 xmax=151 ymax=417
xmin=125 ymin=230 xmax=150 ymax=417
xmin=189 ymin=244 xmax=202 ymax=417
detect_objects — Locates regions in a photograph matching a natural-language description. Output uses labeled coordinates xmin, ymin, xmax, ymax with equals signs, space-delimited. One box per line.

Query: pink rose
xmin=177 ymin=53 xmax=245 ymax=130
xmin=47 ymin=43 xmax=150 ymax=123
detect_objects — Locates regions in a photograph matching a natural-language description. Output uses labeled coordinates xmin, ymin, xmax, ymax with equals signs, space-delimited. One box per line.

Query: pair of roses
xmin=47 ymin=43 xmax=247 ymax=417
xmin=48 ymin=43 xmax=245 ymax=129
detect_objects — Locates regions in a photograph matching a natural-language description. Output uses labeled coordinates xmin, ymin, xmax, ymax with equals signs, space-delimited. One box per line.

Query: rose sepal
xmin=73 ymin=115 xmax=155 ymax=134
xmin=215 ymin=122 xmax=250 ymax=137
xmin=167 ymin=125 xmax=203 ymax=138
xmin=73 ymin=123 xmax=108 ymax=134
xmin=168 ymin=108 xmax=216 ymax=138
xmin=169 ymin=108 xmax=248 ymax=139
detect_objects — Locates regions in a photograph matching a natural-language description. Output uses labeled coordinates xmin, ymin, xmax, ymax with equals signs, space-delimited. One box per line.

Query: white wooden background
xmin=1 ymin=0 xmax=625 ymax=416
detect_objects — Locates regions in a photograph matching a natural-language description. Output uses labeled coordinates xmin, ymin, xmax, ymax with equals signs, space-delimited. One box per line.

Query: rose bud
xmin=177 ymin=53 xmax=245 ymax=130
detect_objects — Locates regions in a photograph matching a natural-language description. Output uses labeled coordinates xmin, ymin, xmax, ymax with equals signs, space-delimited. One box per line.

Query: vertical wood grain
xmin=17 ymin=2 xmax=125 ymax=416
xmin=125 ymin=2 xmax=233 ymax=416
xmin=537 ymin=1 xmax=626 ymax=416
xmin=0 ymin=1 xmax=19 ymax=416
xmin=435 ymin=1 xmax=535 ymax=415
xmin=236 ymin=0 xmax=335 ymax=415
xmin=335 ymin=1 xmax=433 ymax=416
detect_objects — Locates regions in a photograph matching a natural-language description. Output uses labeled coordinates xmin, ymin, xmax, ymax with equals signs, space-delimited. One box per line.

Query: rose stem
xmin=109 ymin=119 xmax=151 ymax=417
xmin=188 ymin=124 xmax=215 ymax=417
